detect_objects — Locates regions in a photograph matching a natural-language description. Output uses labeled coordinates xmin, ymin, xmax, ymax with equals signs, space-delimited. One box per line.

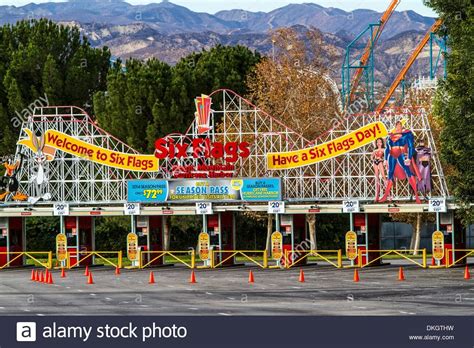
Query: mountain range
xmin=0 ymin=0 xmax=441 ymax=85
xmin=0 ymin=0 xmax=435 ymax=38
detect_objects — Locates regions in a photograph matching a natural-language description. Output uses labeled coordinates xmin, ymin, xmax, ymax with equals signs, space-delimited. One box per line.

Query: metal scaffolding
xmin=159 ymin=89 xmax=449 ymax=203
xmin=14 ymin=106 xmax=157 ymax=204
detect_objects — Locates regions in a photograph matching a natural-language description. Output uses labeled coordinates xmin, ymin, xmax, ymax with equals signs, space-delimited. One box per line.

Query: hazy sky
xmin=0 ymin=0 xmax=437 ymax=17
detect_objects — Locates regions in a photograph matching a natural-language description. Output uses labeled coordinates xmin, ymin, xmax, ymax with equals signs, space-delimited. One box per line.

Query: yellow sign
xmin=127 ymin=233 xmax=139 ymax=261
xmin=56 ymin=233 xmax=67 ymax=262
xmin=267 ymin=122 xmax=388 ymax=170
xmin=198 ymin=232 xmax=210 ymax=261
xmin=432 ymin=231 xmax=444 ymax=261
xmin=18 ymin=128 xmax=159 ymax=172
xmin=271 ymin=231 xmax=283 ymax=260
xmin=345 ymin=231 xmax=358 ymax=261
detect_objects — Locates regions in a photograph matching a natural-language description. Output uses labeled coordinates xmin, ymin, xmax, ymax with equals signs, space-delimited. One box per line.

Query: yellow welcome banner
xmin=18 ymin=128 xmax=159 ymax=172
xmin=267 ymin=121 xmax=388 ymax=170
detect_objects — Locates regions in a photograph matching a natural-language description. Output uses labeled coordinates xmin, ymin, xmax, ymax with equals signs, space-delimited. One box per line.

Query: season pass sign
xmin=267 ymin=122 xmax=388 ymax=170
xmin=127 ymin=178 xmax=281 ymax=202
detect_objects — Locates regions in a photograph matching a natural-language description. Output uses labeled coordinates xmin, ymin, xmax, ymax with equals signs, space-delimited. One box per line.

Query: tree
xmin=246 ymin=27 xmax=343 ymax=246
xmin=93 ymin=45 xmax=260 ymax=153
xmin=42 ymin=54 xmax=63 ymax=105
xmin=0 ymin=19 xmax=111 ymax=154
xmin=424 ymin=0 xmax=474 ymax=223
xmin=247 ymin=28 xmax=341 ymax=140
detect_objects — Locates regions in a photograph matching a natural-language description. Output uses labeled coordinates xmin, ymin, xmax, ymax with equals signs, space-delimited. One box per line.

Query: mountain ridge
xmin=0 ymin=1 xmax=435 ymax=39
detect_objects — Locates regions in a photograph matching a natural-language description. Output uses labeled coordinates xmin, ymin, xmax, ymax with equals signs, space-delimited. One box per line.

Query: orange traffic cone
xmin=248 ymin=270 xmax=255 ymax=283
xmin=44 ymin=269 xmax=49 ymax=280
xmin=39 ymin=271 xmax=44 ymax=283
xmin=398 ymin=267 xmax=405 ymax=281
xmin=30 ymin=269 xmax=35 ymax=281
xmin=464 ymin=265 xmax=471 ymax=280
xmin=299 ymin=269 xmax=305 ymax=283
xmin=115 ymin=267 xmax=121 ymax=275
xmin=84 ymin=266 xmax=89 ymax=276
xmin=47 ymin=272 xmax=54 ymax=284
xmin=149 ymin=271 xmax=155 ymax=284
xmin=189 ymin=270 xmax=197 ymax=283
xmin=33 ymin=270 xmax=38 ymax=282
xmin=353 ymin=269 xmax=360 ymax=282
xmin=87 ymin=272 xmax=94 ymax=284
xmin=61 ymin=268 xmax=66 ymax=278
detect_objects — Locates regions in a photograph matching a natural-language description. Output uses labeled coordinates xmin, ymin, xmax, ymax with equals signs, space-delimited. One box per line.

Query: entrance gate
xmin=0 ymin=91 xmax=456 ymax=268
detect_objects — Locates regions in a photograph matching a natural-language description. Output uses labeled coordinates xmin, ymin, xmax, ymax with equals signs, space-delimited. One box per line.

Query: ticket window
xmin=0 ymin=217 xmax=24 ymax=267
xmin=65 ymin=217 xmax=93 ymax=267
xmin=137 ymin=216 xmax=163 ymax=266
xmin=354 ymin=213 xmax=381 ymax=266
xmin=207 ymin=212 xmax=235 ymax=266
xmin=432 ymin=212 xmax=466 ymax=266
xmin=207 ymin=215 xmax=220 ymax=249
xmin=280 ymin=214 xmax=307 ymax=266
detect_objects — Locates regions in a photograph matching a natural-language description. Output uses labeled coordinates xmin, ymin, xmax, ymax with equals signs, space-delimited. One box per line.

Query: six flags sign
xmin=154 ymin=94 xmax=251 ymax=164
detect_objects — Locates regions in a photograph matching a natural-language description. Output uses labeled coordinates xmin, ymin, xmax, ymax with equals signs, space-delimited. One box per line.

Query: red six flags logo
xmin=195 ymin=94 xmax=212 ymax=134
xmin=154 ymin=95 xmax=251 ymax=163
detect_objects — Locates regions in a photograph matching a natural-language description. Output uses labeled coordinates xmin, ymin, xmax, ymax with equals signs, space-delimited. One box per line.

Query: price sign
xmin=124 ymin=203 xmax=140 ymax=215
xmin=343 ymin=200 xmax=360 ymax=213
xmin=198 ymin=232 xmax=210 ymax=261
xmin=53 ymin=203 xmax=69 ymax=216
xmin=127 ymin=232 xmax=139 ymax=262
xmin=268 ymin=201 xmax=285 ymax=214
xmin=432 ymin=231 xmax=445 ymax=261
xmin=271 ymin=231 xmax=283 ymax=260
xmin=345 ymin=231 xmax=358 ymax=260
xmin=429 ymin=199 xmax=446 ymax=213
xmin=56 ymin=234 xmax=67 ymax=262
xmin=196 ymin=202 xmax=213 ymax=215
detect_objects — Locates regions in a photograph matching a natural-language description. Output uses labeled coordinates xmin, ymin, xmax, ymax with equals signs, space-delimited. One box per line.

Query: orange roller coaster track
xmin=346 ymin=0 xmax=401 ymax=107
xmin=376 ymin=18 xmax=444 ymax=112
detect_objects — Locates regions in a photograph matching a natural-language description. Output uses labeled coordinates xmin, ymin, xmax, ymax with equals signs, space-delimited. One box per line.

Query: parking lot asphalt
xmin=0 ymin=265 xmax=473 ymax=316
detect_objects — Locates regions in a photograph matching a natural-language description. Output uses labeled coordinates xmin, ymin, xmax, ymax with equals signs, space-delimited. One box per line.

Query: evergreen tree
xmin=0 ymin=19 xmax=111 ymax=153
xmin=42 ymin=54 xmax=63 ymax=105
xmin=93 ymin=45 xmax=260 ymax=151
xmin=425 ymin=0 xmax=474 ymax=221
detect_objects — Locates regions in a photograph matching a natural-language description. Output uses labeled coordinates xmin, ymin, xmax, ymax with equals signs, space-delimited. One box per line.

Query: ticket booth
xmin=207 ymin=212 xmax=235 ymax=266
xmin=65 ymin=216 xmax=94 ymax=267
xmin=136 ymin=215 xmax=164 ymax=266
xmin=0 ymin=217 xmax=25 ymax=267
xmin=280 ymin=214 xmax=307 ymax=266
xmin=353 ymin=213 xmax=381 ymax=266
xmin=431 ymin=211 xmax=466 ymax=266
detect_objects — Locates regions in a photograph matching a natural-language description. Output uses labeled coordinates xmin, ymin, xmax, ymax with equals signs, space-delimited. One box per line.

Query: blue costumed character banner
xmin=127 ymin=178 xmax=281 ymax=202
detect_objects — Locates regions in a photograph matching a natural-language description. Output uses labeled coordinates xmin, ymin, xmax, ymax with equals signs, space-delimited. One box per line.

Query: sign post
xmin=198 ymin=232 xmax=210 ymax=266
xmin=127 ymin=232 xmax=139 ymax=267
xmin=271 ymin=231 xmax=283 ymax=266
xmin=268 ymin=202 xmax=284 ymax=258
xmin=345 ymin=231 xmax=358 ymax=266
xmin=56 ymin=233 xmax=67 ymax=266
xmin=432 ymin=231 xmax=444 ymax=266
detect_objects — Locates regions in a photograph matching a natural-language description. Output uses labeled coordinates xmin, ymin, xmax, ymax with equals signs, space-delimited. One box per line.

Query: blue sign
xmin=127 ymin=178 xmax=281 ymax=203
